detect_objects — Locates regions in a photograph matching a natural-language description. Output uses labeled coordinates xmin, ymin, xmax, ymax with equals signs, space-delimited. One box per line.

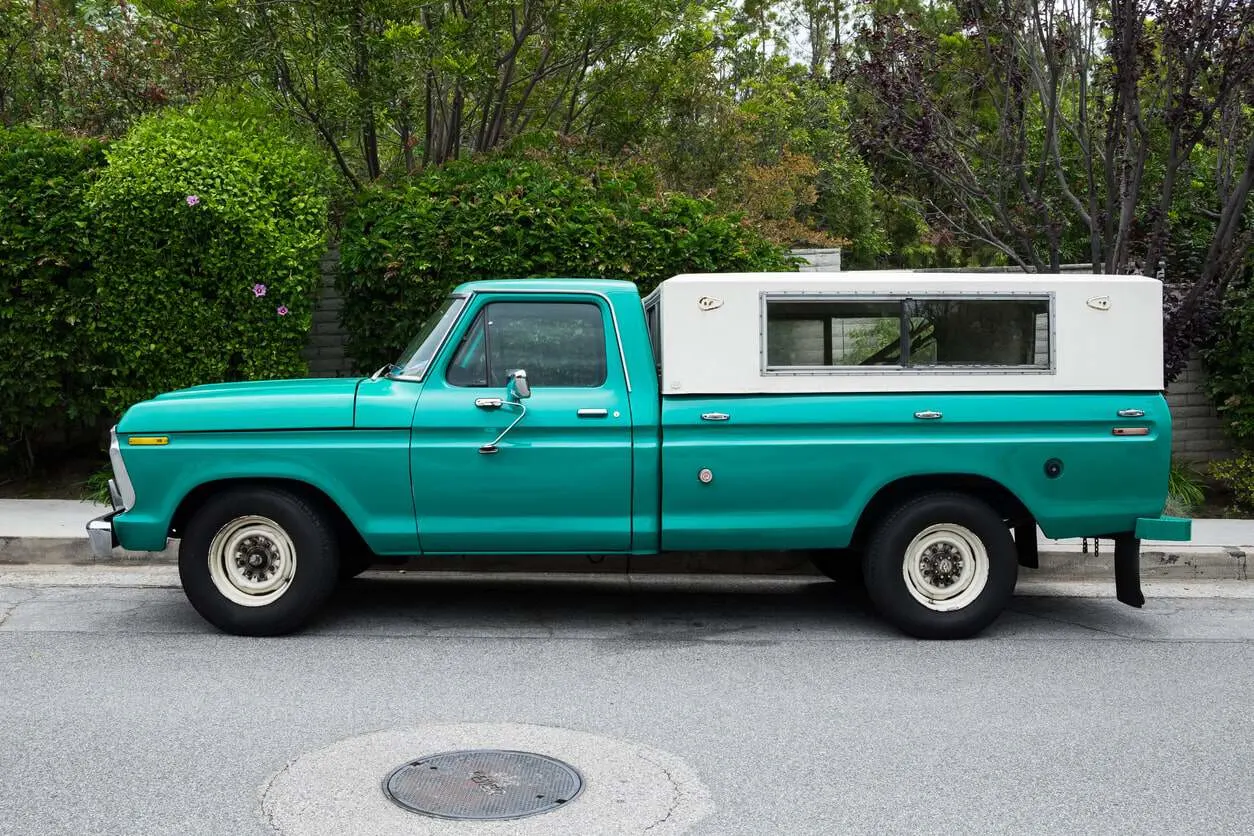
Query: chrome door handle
xmin=914 ymin=411 xmax=943 ymax=420
xmin=475 ymin=397 xmax=503 ymax=410
xmin=1117 ymin=409 xmax=1145 ymax=418
xmin=577 ymin=408 xmax=609 ymax=418
xmin=701 ymin=412 xmax=730 ymax=422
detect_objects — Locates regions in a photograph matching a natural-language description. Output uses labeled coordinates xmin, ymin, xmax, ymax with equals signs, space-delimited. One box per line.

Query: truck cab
xmin=88 ymin=271 xmax=1191 ymax=638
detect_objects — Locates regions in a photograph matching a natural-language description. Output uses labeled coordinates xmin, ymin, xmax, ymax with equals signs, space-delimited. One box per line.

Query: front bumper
xmin=86 ymin=426 xmax=136 ymax=558
xmin=87 ymin=509 xmax=120 ymax=558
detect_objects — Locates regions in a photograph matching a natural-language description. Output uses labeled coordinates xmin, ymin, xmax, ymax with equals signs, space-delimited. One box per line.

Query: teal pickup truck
xmin=88 ymin=271 xmax=1190 ymax=638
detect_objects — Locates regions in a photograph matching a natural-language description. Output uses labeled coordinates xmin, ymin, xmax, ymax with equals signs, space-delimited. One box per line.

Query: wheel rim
xmin=207 ymin=515 xmax=297 ymax=607
xmin=901 ymin=523 xmax=989 ymax=612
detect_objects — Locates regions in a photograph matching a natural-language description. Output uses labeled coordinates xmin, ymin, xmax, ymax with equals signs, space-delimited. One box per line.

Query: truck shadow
xmin=318 ymin=571 xmax=893 ymax=641
xmin=313 ymin=570 xmax=1155 ymax=640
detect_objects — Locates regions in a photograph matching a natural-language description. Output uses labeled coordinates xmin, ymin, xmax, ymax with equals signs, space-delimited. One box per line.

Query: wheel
xmin=862 ymin=493 xmax=1017 ymax=639
xmin=807 ymin=549 xmax=864 ymax=585
xmin=178 ymin=487 xmax=340 ymax=636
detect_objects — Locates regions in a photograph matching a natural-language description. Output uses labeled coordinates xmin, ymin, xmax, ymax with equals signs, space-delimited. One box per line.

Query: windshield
xmin=394 ymin=295 xmax=467 ymax=378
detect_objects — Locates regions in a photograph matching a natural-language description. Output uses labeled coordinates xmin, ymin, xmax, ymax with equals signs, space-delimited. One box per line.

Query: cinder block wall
xmin=303 ymin=246 xmax=354 ymax=378
xmin=1167 ymin=352 xmax=1230 ymax=463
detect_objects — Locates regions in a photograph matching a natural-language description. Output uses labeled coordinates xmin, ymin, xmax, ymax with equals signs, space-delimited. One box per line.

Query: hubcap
xmin=208 ymin=515 xmax=297 ymax=607
xmin=902 ymin=523 xmax=990 ymax=612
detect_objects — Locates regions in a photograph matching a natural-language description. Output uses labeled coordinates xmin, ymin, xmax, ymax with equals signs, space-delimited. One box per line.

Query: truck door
xmin=410 ymin=294 xmax=633 ymax=553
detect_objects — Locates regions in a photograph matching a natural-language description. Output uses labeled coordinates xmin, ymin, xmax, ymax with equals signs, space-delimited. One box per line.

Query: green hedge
xmin=0 ymin=104 xmax=331 ymax=467
xmin=1202 ymin=282 xmax=1254 ymax=447
xmin=338 ymin=156 xmax=797 ymax=370
xmin=87 ymin=99 xmax=332 ymax=413
xmin=0 ymin=127 xmax=105 ymax=458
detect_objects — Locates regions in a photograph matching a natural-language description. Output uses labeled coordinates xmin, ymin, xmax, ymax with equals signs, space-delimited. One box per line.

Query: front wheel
xmin=179 ymin=487 xmax=340 ymax=636
xmin=862 ymin=493 xmax=1017 ymax=639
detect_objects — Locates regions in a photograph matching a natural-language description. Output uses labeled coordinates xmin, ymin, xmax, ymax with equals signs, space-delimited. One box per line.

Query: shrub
xmin=1210 ymin=454 xmax=1254 ymax=514
xmin=1200 ymin=281 xmax=1254 ymax=445
xmin=338 ymin=155 xmax=798 ymax=370
xmin=86 ymin=97 xmax=332 ymax=413
xmin=0 ymin=126 xmax=106 ymax=462
xmin=1166 ymin=457 xmax=1205 ymax=516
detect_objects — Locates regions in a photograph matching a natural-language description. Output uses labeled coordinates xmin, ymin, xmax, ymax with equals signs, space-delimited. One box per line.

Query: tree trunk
xmin=350 ymin=0 xmax=380 ymax=181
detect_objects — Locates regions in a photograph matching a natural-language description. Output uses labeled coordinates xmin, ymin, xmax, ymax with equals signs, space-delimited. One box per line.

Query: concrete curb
xmin=0 ymin=535 xmax=1246 ymax=581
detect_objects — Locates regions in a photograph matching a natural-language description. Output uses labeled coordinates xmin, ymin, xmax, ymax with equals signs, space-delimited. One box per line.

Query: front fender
xmin=112 ymin=429 xmax=418 ymax=555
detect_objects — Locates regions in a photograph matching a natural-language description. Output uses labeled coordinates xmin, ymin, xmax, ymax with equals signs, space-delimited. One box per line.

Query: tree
xmin=850 ymin=0 xmax=1254 ymax=377
xmin=144 ymin=0 xmax=711 ymax=187
xmin=0 ymin=1 xmax=192 ymax=135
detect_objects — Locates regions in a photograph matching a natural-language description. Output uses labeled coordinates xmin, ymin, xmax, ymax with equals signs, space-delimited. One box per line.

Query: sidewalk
xmin=0 ymin=499 xmax=1248 ymax=580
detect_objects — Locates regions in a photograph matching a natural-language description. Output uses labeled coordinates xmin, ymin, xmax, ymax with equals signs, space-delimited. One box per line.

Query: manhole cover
xmin=383 ymin=749 xmax=584 ymax=821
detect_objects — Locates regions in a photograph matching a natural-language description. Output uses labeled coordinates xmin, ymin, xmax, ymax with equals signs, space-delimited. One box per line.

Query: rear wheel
xmin=862 ymin=493 xmax=1017 ymax=639
xmin=179 ymin=487 xmax=339 ymax=636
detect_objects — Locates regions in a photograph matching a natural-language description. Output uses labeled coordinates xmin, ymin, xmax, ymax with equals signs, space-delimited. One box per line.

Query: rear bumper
xmin=1135 ymin=515 xmax=1192 ymax=541
xmin=1113 ymin=516 xmax=1192 ymax=609
xmin=87 ymin=510 xmax=120 ymax=558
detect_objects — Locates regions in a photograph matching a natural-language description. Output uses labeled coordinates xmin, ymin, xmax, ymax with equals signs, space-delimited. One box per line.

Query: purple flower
xmin=252 ymin=283 xmax=267 ymax=298
xmin=276 ymin=305 xmax=288 ymax=316
xmin=185 ymin=194 xmax=200 ymax=206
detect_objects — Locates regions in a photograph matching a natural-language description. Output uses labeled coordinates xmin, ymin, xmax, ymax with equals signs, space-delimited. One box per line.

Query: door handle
xmin=701 ymin=412 xmax=730 ymax=422
xmin=914 ymin=410 xmax=943 ymax=420
xmin=1117 ymin=408 xmax=1145 ymax=418
xmin=577 ymin=408 xmax=609 ymax=418
xmin=475 ymin=397 xmax=503 ymax=410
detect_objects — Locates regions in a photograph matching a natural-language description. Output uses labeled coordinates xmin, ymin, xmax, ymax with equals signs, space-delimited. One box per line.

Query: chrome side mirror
xmin=481 ymin=370 xmax=531 ymax=455
xmin=507 ymin=369 xmax=531 ymax=401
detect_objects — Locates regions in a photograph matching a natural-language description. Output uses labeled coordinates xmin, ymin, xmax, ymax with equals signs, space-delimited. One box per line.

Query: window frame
xmin=643 ymin=290 xmax=662 ymax=376
xmin=759 ymin=290 xmax=1056 ymax=376
xmin=438 ymin=292 xmax=626 ymax=390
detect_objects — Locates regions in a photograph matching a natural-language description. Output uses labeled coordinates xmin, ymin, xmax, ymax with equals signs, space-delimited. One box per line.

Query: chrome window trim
xmin=416 ymin=289 xmax=633 ymax=393
xmin=759 ymin=290 xmax=1057 ymax=376
xmin=108 ymin=426 xmax=137 ymax=510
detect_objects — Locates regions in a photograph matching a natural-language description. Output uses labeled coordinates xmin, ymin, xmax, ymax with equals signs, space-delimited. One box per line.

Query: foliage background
xmin=339 ymin=153 xmax=796 ymax=369
xmin=0 ymin=126 xmax=104 ymax=460
xmin=87 ymin=97 xmax=333 ymax=413
xmin=0 ymin=100 xmax=332 ymax=468
xmin=2 ymin=1 xmax=1253 ymax=506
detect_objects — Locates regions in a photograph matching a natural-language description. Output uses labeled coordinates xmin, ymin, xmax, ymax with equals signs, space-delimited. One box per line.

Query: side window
xmin=446 ymin=301 xmax=608 ymax=388
xmin=446 ymin=310 xmax=489 ymax=387
xmin=766 ymin=301 xmax=903 ymax=367
xmin=764 ymin=296 xmax=1050 ymax=370
xmin=909 ymin=299 xmax=1049 ymax=368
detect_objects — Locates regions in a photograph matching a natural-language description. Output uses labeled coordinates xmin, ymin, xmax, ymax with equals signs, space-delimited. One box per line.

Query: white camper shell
xmin=644 ymin=271 xmax=1164 ymax=396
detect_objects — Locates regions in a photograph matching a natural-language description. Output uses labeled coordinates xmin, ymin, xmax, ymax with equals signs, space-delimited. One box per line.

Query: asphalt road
xmin=2 ymin=570 xmax=1253 ymax=835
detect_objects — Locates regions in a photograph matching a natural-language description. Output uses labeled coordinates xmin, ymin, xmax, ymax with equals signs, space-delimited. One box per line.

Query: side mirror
xmin=481 ymin=370 xmax=530 ymax=455
xmin=506 ymin=368 xmax=531 ymax=401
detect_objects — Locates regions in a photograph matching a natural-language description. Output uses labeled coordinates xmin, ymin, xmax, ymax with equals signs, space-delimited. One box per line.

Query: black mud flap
xmin=1015 ymin=524 xmax=1039 ymax=569
xmin=1114 ymin=534 xmax=1145 ymax=608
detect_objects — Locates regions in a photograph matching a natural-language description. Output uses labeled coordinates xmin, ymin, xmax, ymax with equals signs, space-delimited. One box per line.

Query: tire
xmin=807 ymin=549 xmax=864 ymax=585
xmin=862 ymin=493 xmax=1017 ymax=639
xmin=178 ymin=487 xmax=340 ymax=636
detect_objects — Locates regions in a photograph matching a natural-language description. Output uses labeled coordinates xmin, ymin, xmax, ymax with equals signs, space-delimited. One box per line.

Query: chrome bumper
xmin=87 ymin=426 xmax=133 ymax=559
xmin=87 ymin=510 xmax=120 ymax=558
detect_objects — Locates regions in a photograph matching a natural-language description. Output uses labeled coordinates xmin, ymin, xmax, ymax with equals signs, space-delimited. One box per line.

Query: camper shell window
xmin=763 ymin=294 xmax=1052 ymax=373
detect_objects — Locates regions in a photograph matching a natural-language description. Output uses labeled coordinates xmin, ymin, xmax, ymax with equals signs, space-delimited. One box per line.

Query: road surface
xmin=2 ymin=569 xmax=1252 ymax=835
